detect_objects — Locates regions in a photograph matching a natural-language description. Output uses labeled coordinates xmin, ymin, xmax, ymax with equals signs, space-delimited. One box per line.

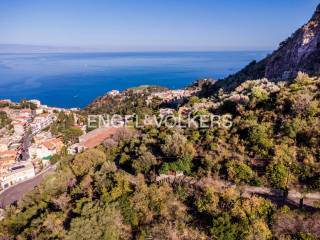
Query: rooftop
xmin=80 ymin=127 xmax=118 ymax=149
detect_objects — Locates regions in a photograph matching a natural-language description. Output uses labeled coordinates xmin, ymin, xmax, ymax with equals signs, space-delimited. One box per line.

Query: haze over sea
xmin=0 ymin=51 xmax=268 ymax=108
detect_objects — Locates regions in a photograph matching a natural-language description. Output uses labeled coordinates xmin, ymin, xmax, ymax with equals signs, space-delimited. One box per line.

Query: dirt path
xmin=1 ymin=164 xmax=319 ymax=210
xmin=156 ymin=174 xmax=320 ymax=210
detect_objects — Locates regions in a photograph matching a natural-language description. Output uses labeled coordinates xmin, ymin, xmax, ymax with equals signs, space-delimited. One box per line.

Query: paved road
xmin=19 ymin=128 xmax=33 ymax=161
xmin=0 ymin=165 xmax=55 ymax=208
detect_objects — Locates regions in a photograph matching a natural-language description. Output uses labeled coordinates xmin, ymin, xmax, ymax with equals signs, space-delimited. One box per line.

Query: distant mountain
xmin=214 ymin=4 xmax=320 ymax=91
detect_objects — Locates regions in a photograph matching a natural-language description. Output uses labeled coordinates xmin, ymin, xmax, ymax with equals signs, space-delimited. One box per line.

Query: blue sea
xmin=0 ymin=51 xmax=268 ymax=108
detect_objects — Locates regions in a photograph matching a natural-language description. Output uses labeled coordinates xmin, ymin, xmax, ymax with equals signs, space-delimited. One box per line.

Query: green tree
xmin=227 ymin=161 xmax=255 ymax=184
xmin=67 ymin=202 xmax=131 ymax=240
xmin=63 ymin=127 xmax=83 ymax=143
xmin=161 ymin=155 xmax=194 ymax=174
xmin=247 ymin=123 xmax=273 ymax=156
xmin=210 ymin=213 xmax=238 ymax=240
xmin=71 ymin=149 xmax=106 ymax=177
xmin=161 ymin=132 xmax=195 ymax=158
xmin=133 ymin=151 xmax=157 ymax=174
xmin=266 ymin=163 xmax=289 ymax=189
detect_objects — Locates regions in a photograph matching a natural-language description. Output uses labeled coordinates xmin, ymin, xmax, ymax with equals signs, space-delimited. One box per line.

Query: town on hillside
xmin=0 ymin=85 xmax=207 ymax=193
xmin=0 ymin=99 xmax=84 ymax=191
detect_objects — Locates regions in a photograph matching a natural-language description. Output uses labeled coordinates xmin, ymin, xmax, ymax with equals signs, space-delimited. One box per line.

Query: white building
xmin=29 ymin=99 xmax=41 ymax=108
xmin=146 ymin=89 xmax=194 ymax=105
xmin=34 ymin=108 xmax=44 ymax=115
xmin=67 ymin=143 xmax=85 ymax=155
xmin=0 ymin=138 xmax=10 ymax=152
xmin=29 ymin=138 xmax=63 ymax=160
xmin=107 ymin=90 xmax=120 ymax=97
xmin=29 ymin=144 xmax=52 ymax=160
xmin=159 ymin=108 xmax=175 ymax=117
xmin=0 ymin=162 xmax=35 ymax=189
xmin=0 ymin=99 xmax=12 ymax=103
xmin=30 ymin=113 xmax=55 ymax=134
xmin=12 ymin=122 xmax=25 ymax=136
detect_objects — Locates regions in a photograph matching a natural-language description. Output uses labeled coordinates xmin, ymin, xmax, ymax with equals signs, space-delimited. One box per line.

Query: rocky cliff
xmin=214 ymin=4 xmax=320 ymax=91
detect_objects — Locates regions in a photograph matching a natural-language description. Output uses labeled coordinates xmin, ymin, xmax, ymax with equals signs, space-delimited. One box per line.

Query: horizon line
xmin=0 ymin=43 xmax=273 ymax=54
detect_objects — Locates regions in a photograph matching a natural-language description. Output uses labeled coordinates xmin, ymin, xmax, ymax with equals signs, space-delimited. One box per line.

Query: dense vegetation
xmin=86 ymin=73 xmax=320 ymax=192
xmin=0 ymin=111 xmax=11 ymax=129
xmin=1 ymin=74 xmax=320 ymax=239
xmin=50 ymin=112 xmax=83 ymax=144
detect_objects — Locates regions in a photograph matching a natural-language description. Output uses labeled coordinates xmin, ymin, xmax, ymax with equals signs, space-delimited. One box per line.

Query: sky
xmin=0 ymin=0 xmax=319 ymax=51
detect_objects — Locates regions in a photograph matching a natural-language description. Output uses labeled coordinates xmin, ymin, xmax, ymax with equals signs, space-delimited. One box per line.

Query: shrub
xmin=251 ymin=86 xmax=269 ymax=102
xmin=210 ymin=213 xmax=239 ymax=240
xmin=71 ymin=149 xmax=106 ymax=177
xmin=226 ymin=162 xmax=255 ymax=184
xmin=133 ymin=151 xmax=157 ymax=174
xmin=266 ymin=163 xmax=289 ymax=189
xmin=161 ymin=155 xmax=193 ymax=174
xmin=63 ymin=127 xmax=83 ymax=144
xmin=161 ymin=133 xmax=195 ymax=158
xmin=247 ymin=123 xmax=273 ymax=156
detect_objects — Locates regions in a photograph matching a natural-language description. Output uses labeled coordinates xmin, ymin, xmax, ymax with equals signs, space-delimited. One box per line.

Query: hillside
xmin=1 ymin=73 xmax=319 ymax=239
xmin=1 ymin=4 xmax=320 ymax=240
xmin=212 ymin=4 xmax=320 ymax=91
xmin=85 ymin=86 xmax=169 ymax=115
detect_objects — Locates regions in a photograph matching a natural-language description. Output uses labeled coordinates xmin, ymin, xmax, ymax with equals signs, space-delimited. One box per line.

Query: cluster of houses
xmin=0 ymin=99 xmax=71 ymax=190
xmin=0 ymin=88 xmax=203 ymax=191
xmin=107 ymin=90 xmax=120 ymax=97
xmin=146 ymin=89 xmax=195 ymax=106
xmin=29 ymin=131 xmax=64 ymax=169
xmin=0 ymin=102 xmax=34 ymax=175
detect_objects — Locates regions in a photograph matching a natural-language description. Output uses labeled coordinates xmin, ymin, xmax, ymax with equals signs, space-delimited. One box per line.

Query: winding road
xmin=0 ymin=165 xmax=56 ymax=208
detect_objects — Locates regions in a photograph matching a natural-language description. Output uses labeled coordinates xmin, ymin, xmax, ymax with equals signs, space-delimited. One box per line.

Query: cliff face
xmin=215 ymin=4 xmax=320 ymax=91
xmin=265 ymin=4 xmax=320 ymax=80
